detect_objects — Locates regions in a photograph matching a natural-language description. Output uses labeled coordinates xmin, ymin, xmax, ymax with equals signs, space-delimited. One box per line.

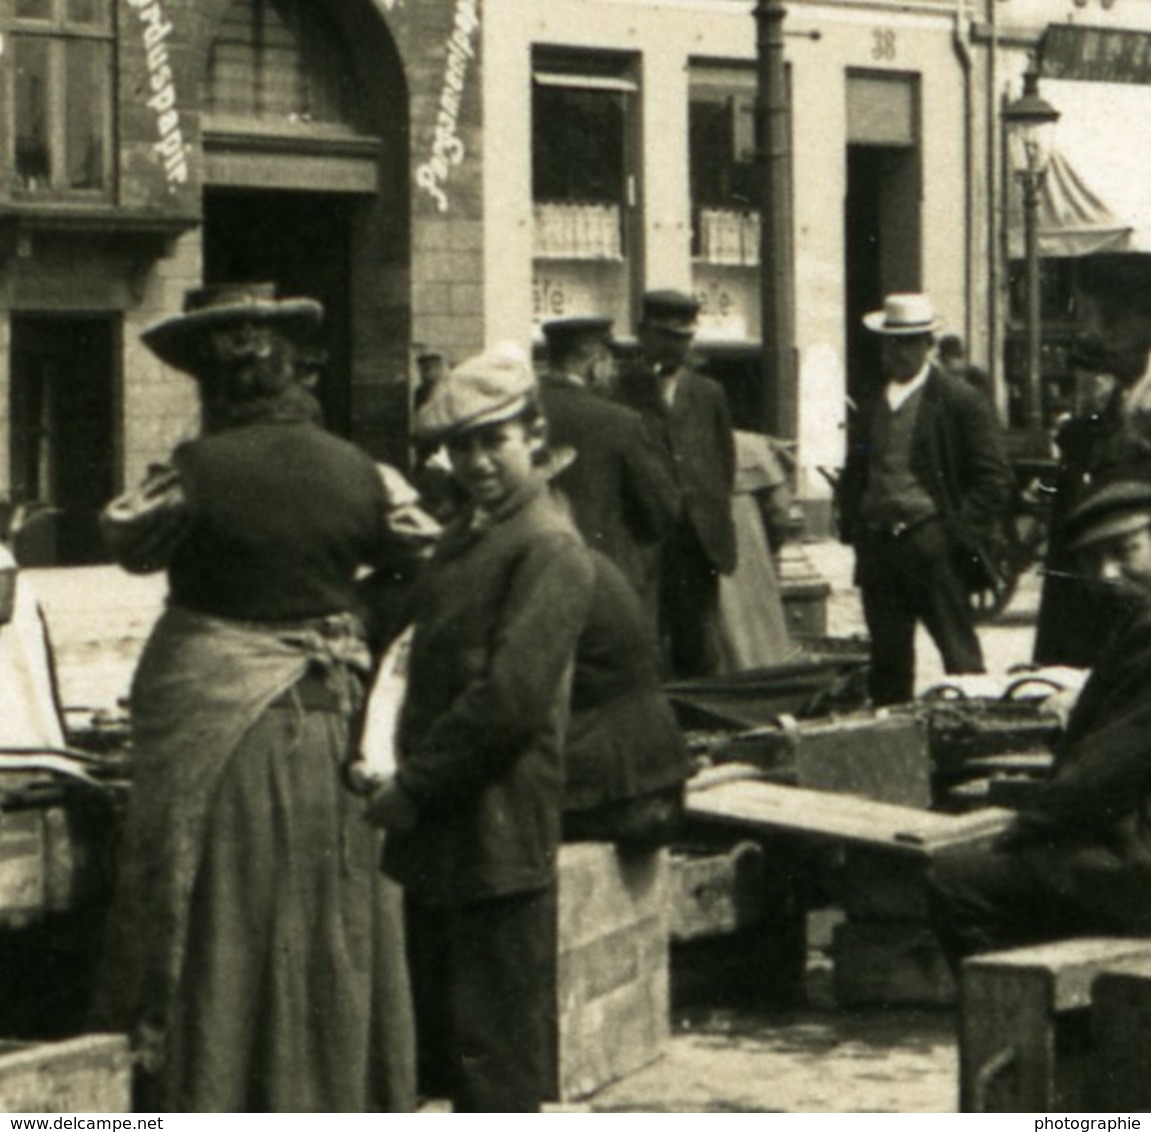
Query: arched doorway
xmin=199 ymin=0 xmax=408 ymax=444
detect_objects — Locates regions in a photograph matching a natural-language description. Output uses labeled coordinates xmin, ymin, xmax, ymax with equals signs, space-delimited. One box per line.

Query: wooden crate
xmin=960 ymin=938 xmax=1151 ymax=1112
xmin=555 ymin=844 xmax=669 ymax=1101
xmin=669 ymin=841 xmax=764 ymax=942
xmin=0 ymin=1035 xmax=131 ymax=1113
xmin=1090 ymin=957 xmax=1151 ymax=1111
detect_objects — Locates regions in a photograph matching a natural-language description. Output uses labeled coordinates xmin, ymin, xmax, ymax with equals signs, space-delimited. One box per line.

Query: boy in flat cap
xmin=368 ymin=348 xmax=594 ymax=1112
xmin=616 ymin=289 xmax=737 ymax=677
xmin=539 ymin=315 xmax=678 ymax=620
xmin=930 ymin=479 xmax=1151 ymax=962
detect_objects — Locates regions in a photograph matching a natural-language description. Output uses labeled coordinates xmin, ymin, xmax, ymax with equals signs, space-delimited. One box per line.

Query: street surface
xmin=27 ymin=543 xmax=1048 ymax=1112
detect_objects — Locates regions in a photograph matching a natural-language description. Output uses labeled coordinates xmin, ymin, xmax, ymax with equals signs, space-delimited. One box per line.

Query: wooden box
xmin=960 ymin=938 xmax=1151 ymax=1112
xmin=555 ymin=844 xmax=669 ymax=1101
xmin=0 ymin=1035 xmax=131 ymax=1113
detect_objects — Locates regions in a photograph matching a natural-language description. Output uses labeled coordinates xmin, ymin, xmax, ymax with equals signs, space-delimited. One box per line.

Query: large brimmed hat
xmin=1065 ymin=480 xmax=1151 ymax=553
xmin=863 ymin=293 xmax=941 ymax=336
xmin=142 ymin=282 xmax=324 ymax=375
xmin=542 ymin=316 xmax=614 ymax=348
xmin=416 ymin=347 xmax=539 ymax=442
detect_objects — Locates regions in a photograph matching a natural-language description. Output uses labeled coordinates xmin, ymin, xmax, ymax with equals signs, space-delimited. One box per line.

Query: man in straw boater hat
xmin=367 ymin=347 xmax=596 ymax=1112
xmin=95 ymin=282 xmax=438 ymax=1112
xmin=835 ymin=292 xmax=1012 ymax=706
xmin=930 ymin=479 xmax=1151 ymax=962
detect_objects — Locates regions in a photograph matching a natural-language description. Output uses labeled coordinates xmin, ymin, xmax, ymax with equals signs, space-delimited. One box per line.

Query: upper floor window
xmin=206 ymin=0 xmax=358 ymax=130
xmin=10 ymin=0 xmax=113 ymax=196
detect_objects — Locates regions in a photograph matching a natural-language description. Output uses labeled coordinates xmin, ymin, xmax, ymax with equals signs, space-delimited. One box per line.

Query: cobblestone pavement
xmin=25 ymin=544 xmax=1049 ymax=1113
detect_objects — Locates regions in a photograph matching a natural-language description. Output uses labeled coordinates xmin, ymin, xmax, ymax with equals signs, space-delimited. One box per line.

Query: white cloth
xmin=0 ymin=544 xmax=65 ymax=749
xmin=352 ymin=626 xmax=414 ymax=788
xmin=885 ymin=362 xmax=931 ymax=412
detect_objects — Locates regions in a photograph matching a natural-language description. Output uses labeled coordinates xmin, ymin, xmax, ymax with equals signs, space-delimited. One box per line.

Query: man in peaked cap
xmin=836 ymin=292 xmax=1012 ymax=705
xmin=930 ymin=479 xmax=1151 ymax=963
xmin=616 ymin=289 xmax=737 ymax=677
xmin=539 ymin=315 xmax=678 ymax=620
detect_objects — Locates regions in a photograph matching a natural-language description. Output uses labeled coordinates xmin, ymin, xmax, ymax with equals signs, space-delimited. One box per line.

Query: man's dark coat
xmin=615 ymin=365 xmax=737 ymax=574
xmin=539 ymin=376 xmax=678 ymax=600
xmin=837 ymin=366 xmax=1012 ymax=577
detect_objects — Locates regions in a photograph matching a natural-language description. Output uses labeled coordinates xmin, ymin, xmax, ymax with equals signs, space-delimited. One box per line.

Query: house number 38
xmin=872 ymin=28 xmax=897 ymax=61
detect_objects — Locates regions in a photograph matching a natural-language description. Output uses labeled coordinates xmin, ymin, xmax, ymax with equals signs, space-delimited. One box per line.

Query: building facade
xmin=0 ymin=0 xmax=995 ymax=561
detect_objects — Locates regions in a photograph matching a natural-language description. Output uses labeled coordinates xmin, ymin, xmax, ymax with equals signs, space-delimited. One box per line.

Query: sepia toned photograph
xmin=2 ymin=0 xmax=1151 ymax=1115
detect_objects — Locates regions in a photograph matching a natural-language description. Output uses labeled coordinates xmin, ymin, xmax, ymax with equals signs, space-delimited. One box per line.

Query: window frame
xmin=7 ymin=0 xmax=115 ymax=200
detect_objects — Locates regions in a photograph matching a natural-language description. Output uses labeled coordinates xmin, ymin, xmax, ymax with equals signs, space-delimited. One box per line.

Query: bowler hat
xmin=641 ymin=290 xmax=700 ymax=338
xmin=863 ymin=293 xmax=941 ymax=337
xmin=142 ymin=283 xmax=324 ymax=376
xmin=416 ymin=347 xmax=539 ymax=441
xmin=1064 ymin=480 xmax=1151 ymax=552
xmin=542 ymin=316 xmax=614 ymax=346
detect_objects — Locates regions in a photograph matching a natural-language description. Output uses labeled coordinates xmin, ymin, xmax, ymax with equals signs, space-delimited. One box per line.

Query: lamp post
xmin=1002 ymin=62 xmax=1060 ymax=435
xmin=754 ymin=0 xmax=795 ymax=440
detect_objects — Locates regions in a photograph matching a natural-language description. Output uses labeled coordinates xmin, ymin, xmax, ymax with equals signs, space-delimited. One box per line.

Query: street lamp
xmin=1003 ymin=62 xmax=1060 ymax=435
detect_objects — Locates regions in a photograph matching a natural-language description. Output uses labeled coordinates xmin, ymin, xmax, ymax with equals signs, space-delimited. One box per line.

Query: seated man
xmin=930 ymin=481 xmax=1151 ymax=963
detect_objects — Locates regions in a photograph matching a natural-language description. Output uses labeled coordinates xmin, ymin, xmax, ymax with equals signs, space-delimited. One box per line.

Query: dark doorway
xmin=9 ymin=316 xmax=118 ymax=565
xmin=844 ymin=144 xmax=921 ymax=404
xmin=202 ymin=188 xmax=354 ymax=436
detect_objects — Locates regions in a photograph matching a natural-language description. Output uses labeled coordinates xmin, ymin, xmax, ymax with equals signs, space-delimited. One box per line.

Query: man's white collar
xmin=885 ymin=363 xmax=930 ymax=411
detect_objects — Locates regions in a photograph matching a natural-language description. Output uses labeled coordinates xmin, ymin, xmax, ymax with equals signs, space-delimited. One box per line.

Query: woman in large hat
xmin=96 ymin=284 xmax=437 ymax=1111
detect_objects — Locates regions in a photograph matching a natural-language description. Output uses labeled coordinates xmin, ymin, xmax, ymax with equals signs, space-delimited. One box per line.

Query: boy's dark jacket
xmin=383 ymin=484 xmax=594 ymax=907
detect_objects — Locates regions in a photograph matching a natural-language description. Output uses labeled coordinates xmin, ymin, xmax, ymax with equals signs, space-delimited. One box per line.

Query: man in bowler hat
xmin=616 ymin=290 xmax=737 ymax=677
xmin=539 ymin=316 xmax=678 ymax=616
xmin=931 ymin=480 xmax=1151 ymax=962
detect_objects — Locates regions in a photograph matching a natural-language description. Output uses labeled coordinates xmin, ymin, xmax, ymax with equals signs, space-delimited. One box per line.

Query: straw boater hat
xmin=1064 ymin=480 xmax=1151 ymax=554
xmin=142 ymin=282 xmax=324 ymax=376
xmin=416 ymin=347 xmax=539 ymax=442
xmin=863 ymin=293 xmax=941 ymax=337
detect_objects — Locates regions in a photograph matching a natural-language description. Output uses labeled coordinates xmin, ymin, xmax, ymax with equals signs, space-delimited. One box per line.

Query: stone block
xmin=555 ymin=844 xmax=669 ymax=1101
xmin=0 ymin=1036 xmax=131 ymax=1113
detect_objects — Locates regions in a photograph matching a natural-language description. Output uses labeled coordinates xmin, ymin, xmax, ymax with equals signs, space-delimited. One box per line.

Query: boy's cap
xmin=641 ymin=290 xmax=700 ymax=337
xmin=1065 ymin=480 xmax=1151 ymax=552
xmin=416 ymin=348 xmax=538 ymax=441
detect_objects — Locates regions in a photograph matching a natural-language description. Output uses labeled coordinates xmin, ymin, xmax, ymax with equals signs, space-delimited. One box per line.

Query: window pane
xmin=15 ymin=0 xmax=52 ymax=20
xmin=65 ymin=40 xmax=108 ymax=189
xmin=68 ymin=0 xmax=107 ymax=26
xmin=14 ymin=38 xmax=52 ymax=192
xmin=532 ymin=85 xmax=625 ymax=203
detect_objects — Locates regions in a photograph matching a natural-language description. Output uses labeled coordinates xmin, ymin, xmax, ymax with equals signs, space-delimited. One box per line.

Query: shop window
xmin=531 ymin=50 xmax=638 ymax=331
xmin=9 ymin=0 xmax=112 ymax=196
xmin=207 ymin=0 xmax=357 ymax=130
xmin=689 ymin=66 xmax=761 ymax=342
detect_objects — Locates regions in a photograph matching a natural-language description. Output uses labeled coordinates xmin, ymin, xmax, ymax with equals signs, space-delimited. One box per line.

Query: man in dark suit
xmin=837 ymin=293 xmax=1012 ymax=705
xmin=931 ymin=481 xmax=1151 ymax=963
xmin=538 ymin=316 xmax=678 ymax=615
xmin=616 ymin=290 xmax=737 ymax=677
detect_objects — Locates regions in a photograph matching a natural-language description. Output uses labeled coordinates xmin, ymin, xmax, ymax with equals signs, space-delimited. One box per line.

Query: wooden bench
xmin=961 ymin=938 xmax=1151 ymax=1112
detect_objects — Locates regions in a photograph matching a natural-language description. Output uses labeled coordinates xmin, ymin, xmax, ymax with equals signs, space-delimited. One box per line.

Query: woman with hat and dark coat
xmin=95 ymin=284 xmax=436 ymax=1112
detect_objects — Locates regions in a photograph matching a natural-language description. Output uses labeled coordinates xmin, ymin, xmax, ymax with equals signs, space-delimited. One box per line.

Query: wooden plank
xmin=687 ymin=777 xmax=1012 ymax=857
xmin=960 ymin=939 xmax=1151 ymax=1112
xmin=0 ymin=1036 xmax=131 ymax=1113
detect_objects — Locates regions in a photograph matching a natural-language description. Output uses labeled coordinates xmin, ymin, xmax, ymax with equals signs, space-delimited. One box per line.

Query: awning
xmin=1007 ymin=78 xmax=1151 ymax=259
